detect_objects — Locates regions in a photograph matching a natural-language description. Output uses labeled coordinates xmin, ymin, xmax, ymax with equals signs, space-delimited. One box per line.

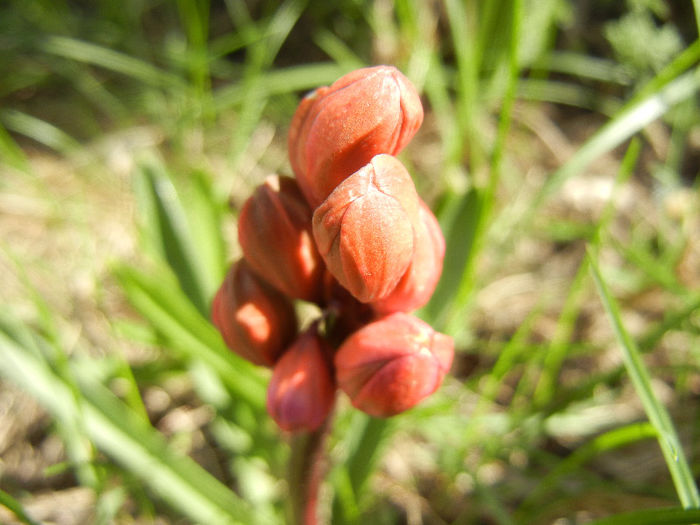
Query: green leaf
xmin=0 ymin=320 xmax=259 ymax=524
xmin=115 ymin=265 xmax=266 ymax=409
xmin=589 ymin=507 xmax=700 ymax=525
xmin=133 ymin=158 xmax=211 ymax=316
xmin=589 ymin=251 xmax=700 ymax=509
xmin=0 ymin=488 xmax=41 ymax=525
xmin=40 ymin=35 xmax=185 ymax=89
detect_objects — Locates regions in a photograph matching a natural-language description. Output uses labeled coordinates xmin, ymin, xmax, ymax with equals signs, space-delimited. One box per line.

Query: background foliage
xmin=1 ymin=1 xmax=699 ymax=523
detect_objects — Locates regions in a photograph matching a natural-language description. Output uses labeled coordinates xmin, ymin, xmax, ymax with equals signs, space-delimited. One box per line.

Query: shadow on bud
xmin=266 ymin=326 xmax=336 ymax=432
xmin=211 ymin=260 xmax=297 ymax=367
xmin=313 ymin=154 xmax=420 ymax=304
xmin=238 ymin=175 xmax=324 ymax=303
xmin=335 ymin=312 xmax=453 ymax=417
xmin=371 ymin=199 xmax=446 ymax=314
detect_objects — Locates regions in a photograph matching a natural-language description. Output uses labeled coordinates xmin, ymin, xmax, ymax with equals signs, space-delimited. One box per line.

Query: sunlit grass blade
xmin=313 ymin=29 xmax=365 ymax=70
xmin=0 ymin=488 xmax=41 ymax=525
xmin=423 ymin=0 xmax=523 ymax=340
xmin=331 ymin=414 xmax=394 ymax=524
xmin=539 ymin=66 xmax=700 ymax=208
xmin=589 ymin=507 xmax=700 ymax=525
xmin=40 ymin=35 xmax=185 ymax=89
xmin=133 ymin=158 xmax=212 ymax=315
xmin=517 ymin=422 xmax=657 ymax=518
xmin=181 ymin=169 xmax=228 ymax=295
xmin=423 ymin=187 xmax=483 ymax=335
xmin=213 ymin=62 xmax=349 ymax=111
xmin=0 ymin=323 xmax=258 ymax=525
xmin=226 ymin=0 xmax=306 ymax=169
xmin=0 ymin=109 xmax=80 ymax=154
xmin=115 ymin=265 xmax=266 ymax=409
xmin=534 ymin=138 xmax=641 ymax=406
xmin=588 ymin=251 xmax=700 ymax=509
xmin=540 ymin=51 xmax=633 ymax=85
xmin=0 ymin=122 xmax=29 ymax=172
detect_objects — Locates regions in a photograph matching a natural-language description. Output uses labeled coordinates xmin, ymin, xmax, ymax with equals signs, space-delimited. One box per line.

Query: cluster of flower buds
xmin=212 ymin=66 xmax=454 ymax=432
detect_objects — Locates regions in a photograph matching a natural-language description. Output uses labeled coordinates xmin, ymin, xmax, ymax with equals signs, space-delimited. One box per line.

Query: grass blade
xmin=518 ymin=422 xmax=657 ymax=517
xmin=588 ymin=251 xmax=700 ymax=508
xmin=115 ymin=266 xmax=266 ymax=409
xmin=0 ymin=489 xmax=41 ymax=525
xmin=133 ymin=158 xmax=211 ymax=315
xmin=40 ymin=35 xmax=185 ymax=89
xmin=0 ymin=109 xmax=80 ymax=154
xmin=589 ymin=507 xmax=700 ymax=525
xmin=0 ymin=323 xmax=257 ymax=524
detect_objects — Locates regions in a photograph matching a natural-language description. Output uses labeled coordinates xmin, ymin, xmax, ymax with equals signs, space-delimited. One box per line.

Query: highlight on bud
xmin=289 ymin=65 xmax=424 ymax=207
xmin=266 ymin=326 xmax=336 ymax=432
xmin=312 ymin=154 xmax=420 ymax=303
xmin=371 ymin=199 xmax=446 ymax=314
xmin=211 ymin=260 xmax=297 ymax=367
xmin=238 ymin=175 xmax=324 ymax=302
xmin=334 ymin=312 xmax=454 ymax=417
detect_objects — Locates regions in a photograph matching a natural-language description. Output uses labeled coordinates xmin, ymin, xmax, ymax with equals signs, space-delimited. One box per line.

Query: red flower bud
xmin=211 ymin=260 xmax=297 ymax=367
xmin=238 ymin=175 xmax=324 ymax=302
xmin=335 ymin=312 xmax=453 ymax=417
xmin=312 ymin=154 xmax=420 ymax=303
xmin=372 ymin=200 xmax=445 ymax=314
xmin=289 ymin=65 xmax=424 ymax=207
xmin=266 ymin=327 xmax=336 ymax=432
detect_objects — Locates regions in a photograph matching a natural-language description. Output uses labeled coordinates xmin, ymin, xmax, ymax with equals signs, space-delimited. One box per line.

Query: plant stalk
xmin=288 ymin=409 xmax=334 ymax=525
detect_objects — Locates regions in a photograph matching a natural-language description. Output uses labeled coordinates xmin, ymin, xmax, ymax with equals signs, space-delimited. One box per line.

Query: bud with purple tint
xmin=266 ymin=326 xmax=336 ymax=432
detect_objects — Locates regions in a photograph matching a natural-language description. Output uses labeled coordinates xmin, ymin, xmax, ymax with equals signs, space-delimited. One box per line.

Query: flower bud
xmin=312 ymin=154 xmax=420 ymax=303
xmin=266 ymin=326 xmax=336 ymax=432
xmin=289 ymin=65 xmax=424 ymax=207
xmin=211 ymin=260 xmax=297 ymax=367
xmin=238 ymin=175 xmax=324 ymax=302
xmin=335 ymin=312 xmax=453 ymax=417
xmin=371 ymin=200 xmax=445 ymax=314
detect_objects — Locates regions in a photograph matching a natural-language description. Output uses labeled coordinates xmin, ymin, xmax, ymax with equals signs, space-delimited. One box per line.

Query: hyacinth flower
xmin=210 ymin=64 xmax=452 ymax=524
xmin=211 ymin=260 xmax=297 ymax=367
xmin=312 ymin=154 xmax=420 ymax=303
xmin=266 ymin=326 xmax=336 ymax=432
xmin=371 ymin=199 xmax=446 ymax=314
xmin=238 ymin=174 xmax=325 ymax=303
xmin=334 ymin=312 xmax=454 ymax=417
xmin=288 ymin=65 xmax=424 ymax=207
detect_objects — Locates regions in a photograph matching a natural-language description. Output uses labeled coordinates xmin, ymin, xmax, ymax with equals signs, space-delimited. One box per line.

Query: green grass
xmin=1 ymin=1 xmax=699 ymax=523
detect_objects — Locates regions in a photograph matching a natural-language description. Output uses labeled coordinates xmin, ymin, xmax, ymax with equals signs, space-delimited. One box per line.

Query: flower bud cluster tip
xmin=212 ymin=65 xmax=453 ymax=432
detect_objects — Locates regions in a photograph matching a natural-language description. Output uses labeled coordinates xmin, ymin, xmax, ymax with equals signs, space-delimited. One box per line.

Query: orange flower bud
xmin=312 ymin=154 xmax=420 ymax=303
xmin=289 ymin=65 xmax=424 ymax=207
xmin=211 ymin=260 xmax=297 ymax=367
xmin=238 ymin=175 xmax=324 ymax=302
xmin=371 ymin=200 xmax=445 ymax=314
xmin=266 ymin=327 xmax=336 ymax=432
xmin=335 ymin=312 xmax=453 ymax=417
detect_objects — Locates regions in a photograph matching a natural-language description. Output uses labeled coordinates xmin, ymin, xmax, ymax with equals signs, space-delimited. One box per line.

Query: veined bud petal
xmin=238 ymin=175 xmax=324 ymax=302
xmin=266 ymin=326 xmax=336 ymax=432
xmin=211 ymin=260 xmax=297 ymax=367
xmin=372 ymin=199 xmax=445 ymax=314
xmin=312 ymin=154 xmax=420 ymax=303
xmin=335 ymin=312 xmax=453 ymax=417
xmin=289 ymin=65 xmax=424 ymax=207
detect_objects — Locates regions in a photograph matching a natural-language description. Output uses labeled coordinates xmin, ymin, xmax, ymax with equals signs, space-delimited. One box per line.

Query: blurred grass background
xmin=1 ymin=0 xmax=699 ymax=524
